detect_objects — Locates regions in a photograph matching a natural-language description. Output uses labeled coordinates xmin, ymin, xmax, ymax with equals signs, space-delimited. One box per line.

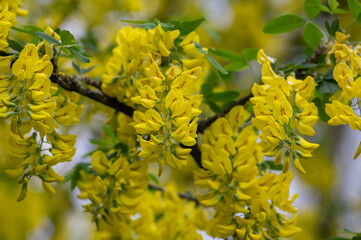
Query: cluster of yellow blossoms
xmin=92 ymin=185 xmax=204 ymax=240
xmin=325 ymin=32 xmax=361 ymax=159
xmin=0 ymin=1 xmax=27 ymax=51
xmin=251 ymin=50 xmax=320 ymax=174
xmin=102 ymin=26 xmax=205 ymax=175
xmin=79 ymin=150 xmax=149 ymax=232
xmin=75 ymin=112 xmax=146 ymax=238
xmin=0 ymin=17 xmax=84 ymax=200
xmin=194 ymin=105 xmax=301 ymax=239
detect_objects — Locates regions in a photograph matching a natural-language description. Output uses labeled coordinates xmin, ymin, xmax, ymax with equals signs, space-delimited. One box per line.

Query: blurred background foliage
xmin=1 ymin=0 xmax=361 ymax=239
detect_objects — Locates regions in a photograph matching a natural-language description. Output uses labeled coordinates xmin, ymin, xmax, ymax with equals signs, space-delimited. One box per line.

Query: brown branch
xmin=80 ymin=76 xmax=102 ymax=90
xmin=181 ymin=143 xmax=202 ymax=168
xmin=50 ymin=72 xmax=134 ymax=117
xmin=197 ymin=92 xmax=253 ymax=134
xmin=148 ymin=183 xmax=199 ymax=204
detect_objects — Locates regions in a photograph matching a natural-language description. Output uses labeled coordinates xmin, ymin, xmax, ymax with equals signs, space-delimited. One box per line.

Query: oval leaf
xmin=329 ymin=0 xmax=339 ymax=11
xmin=304 ymin=22 xmax=323 ymax=48
xmin=224 ymin=61 xmax=248 ymax=72
xmin=263 ymin=14 xmax=306 ymax=34
xmin=304 ymin=0 xmax=321 ymax=19
xmin=347 ymin=0 xmax=361 ymax=19
xmin=59 ymin=30 xmax=76 ymax=45
xmin=241 ymin=48 xmax=258 ymax=62
xmin=36 ymin=31 xmax=61 ymax=45
xmin=208 ymin=48 xmax=244 ymax=62
xmin=210 ymin=91 xmax=240 ymax=102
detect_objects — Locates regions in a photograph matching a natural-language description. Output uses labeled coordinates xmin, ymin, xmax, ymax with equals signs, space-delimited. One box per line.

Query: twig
xmin=197 ymin=92 xmax=253 ymax=134
xmin=50 ymin=72 xmax=134 ymax=117
xmin=148 ymin=183 xmax=199 ymax=204
xmin=181 ymin=143 xmax=202 ymax=168
xmin=80 ymin=76 xmax=102 ymax=90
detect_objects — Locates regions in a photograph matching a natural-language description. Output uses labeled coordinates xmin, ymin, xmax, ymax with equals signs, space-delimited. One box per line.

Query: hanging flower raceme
xmin=90 ymin=184 xmax=205 ymax=240
xmin=102 ymin=25 xmax=205 ymax=176
xmin=194 ymin=105 xmax=301 ymax=239
xmin=1 ymin=27 xmax=84 ymax=201
xmin=251 ymin=49 xmax=319 ymax=174
xmin=78 ymin=150 xmax=149 ymax=236
xmin=325 ymin=32 xmax=361 ymax=160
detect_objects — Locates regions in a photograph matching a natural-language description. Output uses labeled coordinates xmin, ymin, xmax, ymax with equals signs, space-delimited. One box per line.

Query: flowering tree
xmin=2 ymin=0 xmax=361 ymax=239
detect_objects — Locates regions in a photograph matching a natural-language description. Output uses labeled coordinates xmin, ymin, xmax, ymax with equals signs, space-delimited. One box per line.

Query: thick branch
xmin=148 ymin=183 xmax=199 ymax=204
xmin=197 ymin=92 xmax=253 ymax=134
xmin=80 ymin=76 xmax=102 ymax=90
xmin=50 ymin=73 xmax=135 ymax=117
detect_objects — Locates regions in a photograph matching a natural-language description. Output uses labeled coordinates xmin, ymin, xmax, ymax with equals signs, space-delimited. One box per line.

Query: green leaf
xmin=114 ymin=142 xmax=128 ymax=154
xmin=72 ymin=61 xmax=82 ymax=74
xmin=304 ymin=22 xmax=323 ymax=48
xmin=102 ymin=125 xmax=118 ymax=143
xmin=263 ymin=14 xmax=306 ymax=34
xmin=154 ymin=19 xmax=175 ymax=28
xmin=347 ymin=0 xmax=361 ymax=19
xmin=139 ymin=22 xmax=157 ymax=29
xmin=172 ymin=18 xmax=205 ymax=36
xmin=36 ymin=31 xmax=61 ymax=45
xmin=148 ymin=173 xmax=160 ymax=184
xmin=206 ymin=100 xmax=221 ymax=113
xmin=304 ymin=0 xmax=322 ymax=19
xmin=224 ymin=61 xmax=249 ymax=72
xmin=52 ymin=87 xmax=63 ymax=97
xmin=179 ymin=18 xmax=205 ymax=35
xmin=67 ymin=46 xmax=91 ymax=63
xmin=62 ymin=163 xmax=91 ymax=191
xmin=333 ymin=8 xmax=347 ymax=14
xmin=59 ymin=30 xmax=76 ymax=45
xmin=316 ymin=4 xmax=331 ymax=13
xmin=82 ymin=65 xmax=97 ymax=74
xmin=263 ymin=160 xmax=283 ymax=171
xmin=330 ymin=18 xmax=340 ymax=36
xmin=313 ymin=97 xmax=331 ymax=122
xmin=329 ymin=0 xmax=339 ymax=11
xmin=304 ymin=48 xmax=314 ymax=59
xmin=208 ymin=48 xmax=244 ymax=62
xmin=209 ymin=90 xmax=240 ymax=102
xmin=7 ymin=39 xmax=23 ymax=52
xmin=89 ymin=139 xmax=113 ymax=146
xmin=206 ymin=54 xmax=228 ymax=74
xmin=193 ymin=41 xmax=228 ymax=74
xmin=11 ymin=26 xmax=35 ymax=35
xmin=193 ymin=41 xmax=207 ymax=54
xmin=242 ymin=48 xmax=258 ymax=62
xmin=201 ymin=82 xmax=213 ymax=98
xmin=23 ymin=25 xmax=44 ymax=33
xmin=31 ymin=36 xmax=41 ymax=45
xmin=329 ymin=53 xmax=337 ymax=65
xmin=318 ymin=81 xmax=339 ymax=94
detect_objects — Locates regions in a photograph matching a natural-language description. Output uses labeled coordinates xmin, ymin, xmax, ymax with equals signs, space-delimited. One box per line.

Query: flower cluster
xmin=102 ymin=25 xmax=205 ymax=175
xmin=90 ymin=185 xmax=204 ymax=240
xmin=0 ymin=1 xmax=27 ymax=52
xmin=78 ymin=150 xmax=149 ymax=237
xmin=194 ymin=105 xmax=301 ymax=239
xmin=251 ymin=50 xmax=319 ymax=174
xmin=1 ymin=27 xmax=83 ymax=200
xmin=325 ymin=32 xmax=361 ymax=159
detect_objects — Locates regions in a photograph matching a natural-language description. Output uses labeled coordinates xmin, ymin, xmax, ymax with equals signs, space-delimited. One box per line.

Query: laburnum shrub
xmin=1 ymin=0 xmax=361 ymax=239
